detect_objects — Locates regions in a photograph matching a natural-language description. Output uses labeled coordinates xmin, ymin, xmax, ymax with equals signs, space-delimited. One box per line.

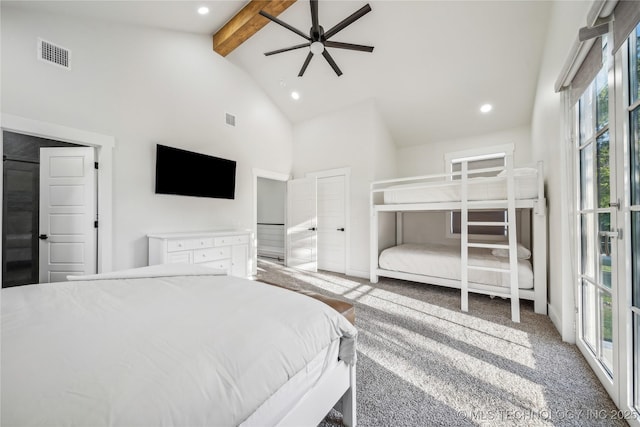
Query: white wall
xmin=396 ymin=125 xmax=533 ymax=245
xmin=293 ymin=100 xmax=396 ymax=276
xmin=1 ymin=6 xmax=293 ymax=270
xmin=531 ymin=1 xmax=591 ymax=342
xmin=397 ymin=125 xmax=533 ymax=177
xmin=257 ymin=178 xmax=286 ymax=224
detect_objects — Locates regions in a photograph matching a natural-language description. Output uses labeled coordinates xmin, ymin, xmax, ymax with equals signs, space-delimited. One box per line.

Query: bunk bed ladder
xmin=460 ymin=154 xmax=520 ymax=322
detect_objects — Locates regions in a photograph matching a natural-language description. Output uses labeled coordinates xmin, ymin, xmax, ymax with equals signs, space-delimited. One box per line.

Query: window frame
xmin=444 ymin=144 xmax=516 ymax=241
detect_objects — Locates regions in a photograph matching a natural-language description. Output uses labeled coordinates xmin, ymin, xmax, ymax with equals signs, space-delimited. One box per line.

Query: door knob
xmin=337 ymin=228 xmax=345 ymax=231
xmin=308 ymin=227 xmax=317 ymax=231
xmin=39 ymin=234 xmax=48 ymax=240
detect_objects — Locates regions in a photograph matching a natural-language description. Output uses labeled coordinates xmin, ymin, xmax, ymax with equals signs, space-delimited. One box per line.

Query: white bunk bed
xmin=370 ymin=153 xmax=547 ymax=322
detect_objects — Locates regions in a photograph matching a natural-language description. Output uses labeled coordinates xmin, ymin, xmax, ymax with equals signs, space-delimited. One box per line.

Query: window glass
xmin=597 ymin=131 xmax=610 ymax=209
xmin=635 ymin=313 xmax=640 ymax=410
xmin=583 ymin=280 xmax=597 ymax=351
xmin=598 ymin=213 xmax=611 ymax=289
xmin=633 ymin=211 xmax=640 ymax=309
xmin=632 ymin=108 xmax=640 ymax=206
xmin=581 ymin=213 xmax=595 ymax=279
xmin=600 ymin=289 xmax=613 ymax=373
xmin=581 ymin=143 xmax=594 ymax=210
xmin=631 ymin=25 xmax=640 ymax=105
xmin=596 ymin=68 xmax=609 ymax=133
xmin=580 ymin=87 xmax=595 ymax=143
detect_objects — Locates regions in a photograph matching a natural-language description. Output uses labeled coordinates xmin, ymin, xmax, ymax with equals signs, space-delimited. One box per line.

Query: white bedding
xmin=378 ymin=243 xmax=533 ymax=289
xmin=382 ymin=169 xmax=538 ymax=204
xmin=1 ymin=266 xmax=357 ymax=426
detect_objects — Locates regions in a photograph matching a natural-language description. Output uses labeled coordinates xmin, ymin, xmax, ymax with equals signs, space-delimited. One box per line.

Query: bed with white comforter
xmin=1 ymin=264 xmax=357 ymax=426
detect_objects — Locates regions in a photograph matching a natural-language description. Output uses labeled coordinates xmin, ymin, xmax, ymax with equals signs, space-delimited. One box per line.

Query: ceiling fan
xmin=259 ymin=0 xmax=374 ymax=77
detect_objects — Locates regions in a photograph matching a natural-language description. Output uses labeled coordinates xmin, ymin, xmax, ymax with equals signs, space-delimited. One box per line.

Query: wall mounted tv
xmin=155 ymin=144 xmax=236 ymax=199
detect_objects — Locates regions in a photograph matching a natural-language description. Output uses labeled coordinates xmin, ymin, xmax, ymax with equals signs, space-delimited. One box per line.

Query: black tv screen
xmin=155 ymin=144 xmax=236 ymax=199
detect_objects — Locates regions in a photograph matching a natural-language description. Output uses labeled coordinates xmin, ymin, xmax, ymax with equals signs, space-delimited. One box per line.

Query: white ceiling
xmin=5 ymin=1 xmax=552 ymax=147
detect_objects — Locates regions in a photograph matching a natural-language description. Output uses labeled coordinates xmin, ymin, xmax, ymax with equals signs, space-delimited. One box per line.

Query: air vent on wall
xmin=225 ymin=113 xmax=236 ymax=127
xmin=38 ymin=38 xmax=71 ymax=69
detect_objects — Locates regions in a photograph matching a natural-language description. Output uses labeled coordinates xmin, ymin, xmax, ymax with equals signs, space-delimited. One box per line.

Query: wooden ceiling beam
xmin=213 ymin=0 xmax=298 ymax=57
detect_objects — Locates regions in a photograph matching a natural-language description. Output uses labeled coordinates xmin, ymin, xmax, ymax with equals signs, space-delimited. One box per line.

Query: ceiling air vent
xmin=225 ymin=113 xmax=236 ymax=127
xmin=38 ymin=38 xmax=71 ymax=69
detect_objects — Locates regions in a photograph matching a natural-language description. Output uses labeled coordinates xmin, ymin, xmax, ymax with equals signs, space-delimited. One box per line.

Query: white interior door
xmin=39 ymin=147 xmax=96 ymax=283
xmin=286 ymin=177 xmax=317 ymax=271
xmin=317 ymin=175 xmax=346 ymax=273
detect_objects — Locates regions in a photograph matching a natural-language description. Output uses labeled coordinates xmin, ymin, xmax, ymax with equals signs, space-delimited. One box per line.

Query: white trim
xmin=305 ymin=167 xmax=352 ymax=179
xmin=0 ymin=113 xmax=114 ymax=276
xmin=443 ymin=143 xmax=514 ymax=165
xmin=252 ymin=168 xmax=290 ymax=276
xmin=616 ymin=35 xmax=640 ymax=422
xmin=305 ymin=168 xmax=351 ymax=276
xmin=346 ymin=268 xmax=369 ymax=279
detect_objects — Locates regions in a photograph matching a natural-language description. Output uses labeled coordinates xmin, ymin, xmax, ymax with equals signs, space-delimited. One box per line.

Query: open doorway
xmin=256 ymin=177 xmax=286 ymax=264
xmin=2 ymin=131 xmax=97 ymax=287
xmin=252 ymin=169 xmax=289 ymax=276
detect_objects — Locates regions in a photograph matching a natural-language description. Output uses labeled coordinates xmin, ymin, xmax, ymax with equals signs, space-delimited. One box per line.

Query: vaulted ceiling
xmin=5 ymin=0 xmax=552 ymax=147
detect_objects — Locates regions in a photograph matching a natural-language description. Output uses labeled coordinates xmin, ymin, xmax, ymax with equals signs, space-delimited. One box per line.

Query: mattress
xmin=378 ymin=243 xmax=533 ymax=289
xmin=1 ymin=265 xmax=357 ymax=426
xmin=382 ymin=168 xmax=538 ymax=204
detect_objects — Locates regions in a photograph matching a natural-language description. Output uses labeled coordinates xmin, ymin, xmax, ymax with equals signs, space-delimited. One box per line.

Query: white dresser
xmin=148 ymin=230 xmax=252 ymax=278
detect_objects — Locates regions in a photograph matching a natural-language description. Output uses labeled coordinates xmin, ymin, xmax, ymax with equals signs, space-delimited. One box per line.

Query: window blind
xmin=570 ymin=38 xmax=604 ymax=106
xmin=613 ymin=0 xmax=640 ymax=54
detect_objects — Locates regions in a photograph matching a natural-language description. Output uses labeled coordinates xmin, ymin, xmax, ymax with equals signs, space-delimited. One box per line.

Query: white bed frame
xmin=370 ymin=155 xmax=547 ymax=322
xmin=266 ymin=362 xmax=356 ymax=427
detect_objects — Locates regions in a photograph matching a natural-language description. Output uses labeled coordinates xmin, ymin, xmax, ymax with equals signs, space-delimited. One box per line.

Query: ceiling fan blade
xmin=265 ymin=43 xmax=311 ymax=56
xmin=310 ymin=0 xmax=320 ymax=36
xmin=323 ymin=41 xmax=374 ymax=52
xmin=298 ymin=52 xmax=314 ymax=77
xmin=259 ymin=10 xmax=310 ymax=41
xmin=322 ymin=49 xmax=343 ymax=76
xmin=324 ymin=3 xmax=372 ymax=40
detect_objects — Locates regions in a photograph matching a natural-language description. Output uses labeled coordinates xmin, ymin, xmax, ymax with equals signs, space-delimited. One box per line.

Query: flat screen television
xmin=155 ymin=144 xmax=236 ymax=199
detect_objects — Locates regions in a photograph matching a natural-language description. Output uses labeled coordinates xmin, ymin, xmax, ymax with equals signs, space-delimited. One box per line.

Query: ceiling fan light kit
xmin=259 ymin=0 xmax=374 ymax=77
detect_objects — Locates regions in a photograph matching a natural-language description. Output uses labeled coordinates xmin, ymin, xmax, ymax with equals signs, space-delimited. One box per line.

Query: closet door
xmin=39 ymin=147 xmax=96 ymax=283
xmin=317 ymin=175 xmax=346 ymax=273
xmin=286 ymin=178 xmax=317 ymax=272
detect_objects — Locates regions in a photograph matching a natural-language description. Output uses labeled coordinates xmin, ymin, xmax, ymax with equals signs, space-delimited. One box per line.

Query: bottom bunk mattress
xmin=378 ymin=243 xmax=533 ymax=289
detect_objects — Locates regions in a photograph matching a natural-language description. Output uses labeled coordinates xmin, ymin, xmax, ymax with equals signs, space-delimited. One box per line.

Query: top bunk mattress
xmin=382 ymin=168 xmax=538 ymax=204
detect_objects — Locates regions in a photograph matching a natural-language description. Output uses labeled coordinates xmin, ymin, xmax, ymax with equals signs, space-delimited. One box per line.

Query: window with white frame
xmin=446 ymin=147 xmax=513 ymax=238
xmin=627 ymin=21 xmax=640 ymax=413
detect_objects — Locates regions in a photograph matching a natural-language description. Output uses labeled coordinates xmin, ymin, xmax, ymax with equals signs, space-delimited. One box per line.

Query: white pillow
xmin=492 ymin=243 xmax=531 ymax=260
xmin=497 ymin=167 xmax=538 ymax=177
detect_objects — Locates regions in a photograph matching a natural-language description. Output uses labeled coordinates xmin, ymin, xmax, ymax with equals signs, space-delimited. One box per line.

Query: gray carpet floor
xmin=255 ymin=258 xmax=627 ymax=427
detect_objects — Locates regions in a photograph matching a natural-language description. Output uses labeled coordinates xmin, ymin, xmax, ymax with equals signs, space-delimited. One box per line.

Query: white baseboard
xmin=548 ymin=303 xmax=576 ymax=343
xmin=548 ymin=303 xmax=561 ymax=333
xmin=346 ymin=269 xmax=369 ymax=279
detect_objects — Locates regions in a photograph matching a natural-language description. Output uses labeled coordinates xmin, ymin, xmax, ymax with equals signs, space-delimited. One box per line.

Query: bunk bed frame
xmin=369 ymin=154 xmax=547 ymax=322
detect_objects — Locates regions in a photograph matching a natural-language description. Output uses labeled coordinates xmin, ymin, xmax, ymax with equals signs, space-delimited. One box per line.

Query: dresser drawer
xmin=166 ymin=251 xmax=192 ymax=264
xmin=201 ymin=260 xmax=231 ymax=271
xmin=214 ymin=234 xmax=249 ymax=246
xmin=193 ymin=246 xmax=230 ymax=263
xmin=167 ymin=238 xmax=214 ymax=252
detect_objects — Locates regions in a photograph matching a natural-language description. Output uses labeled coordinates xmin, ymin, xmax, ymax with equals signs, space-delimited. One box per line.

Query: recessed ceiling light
xmin=291 ymin=91 xmax=300 ymax=100
xmin=480 ymin=104 xmax=493 ymax=113
xmin=197 ymin=6 xmax=209 ymax=15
